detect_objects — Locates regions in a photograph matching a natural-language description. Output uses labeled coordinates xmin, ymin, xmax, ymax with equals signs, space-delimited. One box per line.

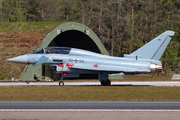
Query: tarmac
xmin=1 ymin=102 xmax=180 ymax=120
xmin=0 ymin=81 xmax=180 ymax=86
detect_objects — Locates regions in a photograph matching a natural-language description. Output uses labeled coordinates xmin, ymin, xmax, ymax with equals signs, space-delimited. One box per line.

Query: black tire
xmin=107 ymin=80 xmax=111 ymax=86
xmin=59 ymin=81 xmax=64 ymax=86
xmin=26 ymin=81 xmax=30 ymax=84
xmin=101 ymin=81 xmax=105 ymax=86
xmin=101 ymin=80 xmax=111 ymax=86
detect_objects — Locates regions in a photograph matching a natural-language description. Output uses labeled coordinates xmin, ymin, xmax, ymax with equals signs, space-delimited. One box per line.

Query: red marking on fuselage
xmin=66 ymin=63 xmax=74 ymax=66
xmin=94 ymin=65 xmax=98 ymax=67
xmin=58 ymin=64 xmax=64 ymax=67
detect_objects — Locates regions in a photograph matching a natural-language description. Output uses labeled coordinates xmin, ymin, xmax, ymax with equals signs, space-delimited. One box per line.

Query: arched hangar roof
xmin=38 ymin=22 xmax=109 ymax=55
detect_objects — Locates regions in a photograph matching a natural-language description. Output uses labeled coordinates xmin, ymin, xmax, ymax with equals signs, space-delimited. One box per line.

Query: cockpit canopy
xmin=32 ymin=47 xmax=71 ymax=54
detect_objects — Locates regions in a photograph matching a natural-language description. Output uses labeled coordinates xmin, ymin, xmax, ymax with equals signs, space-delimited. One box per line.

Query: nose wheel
xmin=59 ymin=80 xmax=64 ymax=86
xmin=26 ymin=81 xmax=30 ymax=84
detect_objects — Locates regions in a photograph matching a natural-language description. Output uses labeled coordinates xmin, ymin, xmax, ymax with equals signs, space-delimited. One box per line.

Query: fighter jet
xmin=7 ymin=31 xmax=175 ymax=86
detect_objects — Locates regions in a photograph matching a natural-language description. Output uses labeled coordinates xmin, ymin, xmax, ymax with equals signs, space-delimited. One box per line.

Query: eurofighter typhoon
xmin=7 ymin=31 xmax=175 ymax=86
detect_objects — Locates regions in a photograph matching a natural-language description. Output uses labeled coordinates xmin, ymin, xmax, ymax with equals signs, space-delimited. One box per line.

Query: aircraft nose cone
xmin=7 ymin=55 xmax=28 ymax=64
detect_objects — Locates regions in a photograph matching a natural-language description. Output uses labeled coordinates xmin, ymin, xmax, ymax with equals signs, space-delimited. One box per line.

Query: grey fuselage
xmin=24 ymin=47 xmax=160 ymax=75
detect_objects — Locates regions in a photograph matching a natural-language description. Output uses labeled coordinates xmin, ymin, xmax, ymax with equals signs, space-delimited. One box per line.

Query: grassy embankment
xmin=0 ymin=22 xmax=63 ymax=80
xmin=0 ymin=86 xmax=180 ymax=101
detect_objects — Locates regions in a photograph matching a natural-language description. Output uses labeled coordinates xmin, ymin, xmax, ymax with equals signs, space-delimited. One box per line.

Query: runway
xmin=0 ymin=101 xmax=180 ymax=110
xmin=0 ymin=81 xmax=180 ymax=86
xmin=1 ymin=102 xmax=180 ymax=120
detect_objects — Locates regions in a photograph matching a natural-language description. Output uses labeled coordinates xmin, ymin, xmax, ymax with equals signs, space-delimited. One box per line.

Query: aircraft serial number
xmin=68 ymin=59 xmax=84 ymax=63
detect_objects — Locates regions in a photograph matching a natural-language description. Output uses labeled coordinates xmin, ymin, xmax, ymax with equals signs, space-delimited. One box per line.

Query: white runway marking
xmin=0 ymin=81 xmax=180 ymax=86
xmin=1 ymin=109 xmax=180 ymax=112
xmin=1 ymin=109 xmax=180 ymax=120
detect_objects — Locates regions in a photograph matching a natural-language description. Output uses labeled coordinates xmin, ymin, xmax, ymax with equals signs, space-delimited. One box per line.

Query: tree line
xmin=0 ymin=0 xmax=180 ymax=74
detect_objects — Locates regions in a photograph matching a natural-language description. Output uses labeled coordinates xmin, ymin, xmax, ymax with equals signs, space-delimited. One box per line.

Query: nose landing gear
xmin=58 ymin=75 xmax=64 ymax=86
xmin=59 ymin=80 xmax=64 ymax=86
xmin=26 ymin=81 xmax=30 ymax=84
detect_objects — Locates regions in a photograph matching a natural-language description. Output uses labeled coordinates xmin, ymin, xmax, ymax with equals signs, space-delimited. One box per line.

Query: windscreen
xmin=32 ymin=49 xmax=44 ymax=54
xmin=45 ymin=48 xmax=71 ymax=54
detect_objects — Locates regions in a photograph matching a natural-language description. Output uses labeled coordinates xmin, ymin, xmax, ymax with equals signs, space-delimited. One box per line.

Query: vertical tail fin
xmin=131 ymin=31 xmax=175 ymax=60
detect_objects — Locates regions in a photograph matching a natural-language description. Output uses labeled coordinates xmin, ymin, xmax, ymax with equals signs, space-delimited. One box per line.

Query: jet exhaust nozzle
xmin=149 ymin=63 xmax=162 ymax=73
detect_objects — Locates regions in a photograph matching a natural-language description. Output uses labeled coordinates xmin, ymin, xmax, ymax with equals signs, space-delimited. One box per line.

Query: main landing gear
xmin=99 ymin=72 xmax=111 ymax=86
xmin=101 ymin=80 xmax=111 ymax=86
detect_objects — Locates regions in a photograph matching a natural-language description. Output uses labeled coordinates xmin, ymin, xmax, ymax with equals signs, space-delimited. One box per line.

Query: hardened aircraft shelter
xmin=20 ymin=22 xmax=110 ymax=81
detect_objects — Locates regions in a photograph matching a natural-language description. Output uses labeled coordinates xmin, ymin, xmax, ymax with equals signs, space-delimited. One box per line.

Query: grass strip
xmin=0 ymin=86 xmax=180 ymax=101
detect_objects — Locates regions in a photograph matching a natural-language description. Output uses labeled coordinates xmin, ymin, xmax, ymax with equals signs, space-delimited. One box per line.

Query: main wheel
xmin=59 ymin=81 xmax=64 ymax=86
xmin=107 ymin=80 xmax=111 ymax=86
xmin=101 ymin=81 xmax=105 ymax=86
xmin=104 ymin=80 xmax=111 ymax=86
xmin=101 ymin=80 xmax=111 ymax=86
